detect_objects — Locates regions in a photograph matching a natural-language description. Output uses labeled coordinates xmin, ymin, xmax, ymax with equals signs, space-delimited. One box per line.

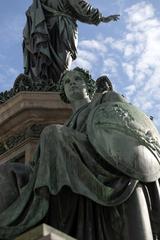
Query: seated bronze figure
xmin=0 ymin=68 xmax=160 ymax=240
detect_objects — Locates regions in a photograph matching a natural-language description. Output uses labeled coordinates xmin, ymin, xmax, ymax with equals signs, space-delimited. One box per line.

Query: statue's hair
xmin=59 ymin=67 xmax=96 ymax=103
xmin=96 ymin=75 xmax=113 ymax=93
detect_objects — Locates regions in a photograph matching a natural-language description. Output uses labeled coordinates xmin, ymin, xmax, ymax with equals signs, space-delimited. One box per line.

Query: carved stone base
xmin=0 ymin=92 xmax=72 ymax=164
xmin=16 ymin=224 xmax=76 ymax=240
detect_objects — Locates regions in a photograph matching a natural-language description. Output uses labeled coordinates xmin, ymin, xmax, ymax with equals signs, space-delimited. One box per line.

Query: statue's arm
xmin=67 ymin=0 xmax=102 ymax=25
xmin=67 ymin=0 xmax=120 ymax=25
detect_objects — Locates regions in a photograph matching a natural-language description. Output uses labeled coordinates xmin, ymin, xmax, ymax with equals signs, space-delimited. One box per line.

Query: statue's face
xmin=64 ymin=71 xmax=89 ymax=102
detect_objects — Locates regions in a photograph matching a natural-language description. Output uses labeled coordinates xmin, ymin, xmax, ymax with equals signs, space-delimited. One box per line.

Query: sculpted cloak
xmin=0 ymin=91 xmax=159 ymax=240
xmin=23 ymin=0 xmax=102 ymax=84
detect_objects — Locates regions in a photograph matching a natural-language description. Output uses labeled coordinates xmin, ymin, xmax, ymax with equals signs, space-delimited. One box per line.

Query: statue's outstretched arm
xmin=67 ymin=0 xmax=102 ymax=25
xmin=67 ymin=0 xmax=120 ymax=25
xmin=101 ymin=15 xmax=120 ymax=23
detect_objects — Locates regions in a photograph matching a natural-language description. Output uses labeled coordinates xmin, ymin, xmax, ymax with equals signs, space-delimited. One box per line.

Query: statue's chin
xmin=69 ymin=92 xmax=87 ymax=102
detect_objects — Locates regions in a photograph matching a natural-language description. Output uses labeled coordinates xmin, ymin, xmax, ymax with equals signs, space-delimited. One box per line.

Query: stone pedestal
xmin=0 ymin=92 xmax=72 ymax=164
xmin=16 ymin=224 xmax=76 ymax=240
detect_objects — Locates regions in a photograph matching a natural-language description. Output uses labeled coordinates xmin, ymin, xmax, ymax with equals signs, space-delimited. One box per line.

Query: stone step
xmin=16 ymin=224 xmax=76 ymax=240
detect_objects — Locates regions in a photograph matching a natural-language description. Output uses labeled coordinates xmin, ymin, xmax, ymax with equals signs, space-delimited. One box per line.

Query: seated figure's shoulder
xmin=101 ymin=91 xmax=127 ymax=103
xmin=91 ymin=91 xmax=127 ymax=109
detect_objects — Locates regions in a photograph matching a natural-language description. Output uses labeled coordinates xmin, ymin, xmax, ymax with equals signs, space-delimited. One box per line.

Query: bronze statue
xmin=0 ymin=68 xmax=160 ymax=240
xmin=96 ymin=75 xmax=113 ymax=93
xmin=23 ymin=0 xmax=119 ymax=86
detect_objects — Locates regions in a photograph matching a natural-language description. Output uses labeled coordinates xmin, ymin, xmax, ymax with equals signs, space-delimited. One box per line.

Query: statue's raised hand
xmin=101 ymin=15 xmax=120 ymax=23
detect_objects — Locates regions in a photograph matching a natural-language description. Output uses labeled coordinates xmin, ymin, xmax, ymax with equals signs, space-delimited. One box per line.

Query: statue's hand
xmin=101 ymin=15 xmax=120 ymax=23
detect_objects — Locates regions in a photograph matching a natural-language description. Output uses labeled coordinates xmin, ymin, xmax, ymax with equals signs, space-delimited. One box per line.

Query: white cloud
xmin=72 ymin=49 xmax=98 ymax=71
xmin=103 ymin=58 xmax=118 ymax=75
xmin=126 ymin=1 xmax=155 ymax=24
xmin=122 ymin=2 xmax=160 ymax=104
xmin=122 ymin=2 xmax=160 ymax=130
xmin=112 ymin=40 xmax=125 ymax=51
xmin=122 ymin=63 xmax=134 ymax=80
xmin=124 ymin=3 xmax=160 ymax=130
xmin=79 ymin=40 xmax=107 ymax=53
xmin=125 ymin=84 xmax=136 ymax=97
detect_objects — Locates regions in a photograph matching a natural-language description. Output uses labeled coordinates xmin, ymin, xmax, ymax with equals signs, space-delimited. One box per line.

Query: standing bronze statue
xmin=0 ymin=68 xmax=160 ymax=240
xmin=23 ymin=0 xmax=119 ymax=86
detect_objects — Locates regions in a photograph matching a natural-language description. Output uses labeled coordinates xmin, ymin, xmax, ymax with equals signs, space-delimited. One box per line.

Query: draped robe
xmin=0 ymin=92 xmax=159 ymax=240
xmin=23 ymin=0 xmax=102 ymax=83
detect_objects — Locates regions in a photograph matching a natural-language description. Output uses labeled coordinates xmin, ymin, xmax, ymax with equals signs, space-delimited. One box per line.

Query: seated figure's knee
xmin=0 ymin=162 xmax=31 ymax=213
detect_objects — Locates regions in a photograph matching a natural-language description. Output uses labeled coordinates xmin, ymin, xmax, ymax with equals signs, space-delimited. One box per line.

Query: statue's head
xmin=59 ymin=67 xmax=96 ymax=103
xmin=96 ymin=75 xmax=113 ymax=93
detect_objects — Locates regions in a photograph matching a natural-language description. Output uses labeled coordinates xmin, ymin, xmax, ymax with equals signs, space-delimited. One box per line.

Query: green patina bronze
xmin=0 ymin=68 xmax=160 ymax=240
xmin=87 ymin=100 xmax=160 ymax=182
xmin=23 ymin=0 xmax=119 ymax=84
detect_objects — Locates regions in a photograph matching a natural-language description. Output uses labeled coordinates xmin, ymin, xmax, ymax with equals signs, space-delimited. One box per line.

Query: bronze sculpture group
xmin=0 ymin=0 xmax=160 ymax=240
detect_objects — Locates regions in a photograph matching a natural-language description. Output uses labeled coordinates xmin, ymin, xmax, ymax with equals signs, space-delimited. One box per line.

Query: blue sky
xmin=0 ymin=0 xmax=160 ymax=130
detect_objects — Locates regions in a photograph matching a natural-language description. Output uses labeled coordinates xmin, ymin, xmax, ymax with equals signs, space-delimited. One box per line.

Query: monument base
xmin=16 ymin=224 xmax=76 ymax=240
xmin=0 ymin=92 xmax=71 ymax=164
